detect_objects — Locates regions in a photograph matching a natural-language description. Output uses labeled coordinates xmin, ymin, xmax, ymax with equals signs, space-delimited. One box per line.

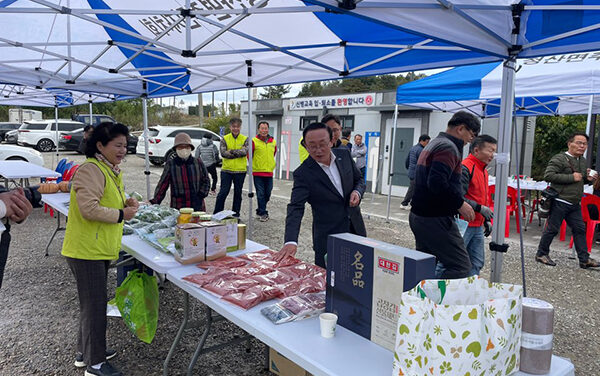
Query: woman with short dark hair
xmin=63 ymin=122 xmax=138 ymax=376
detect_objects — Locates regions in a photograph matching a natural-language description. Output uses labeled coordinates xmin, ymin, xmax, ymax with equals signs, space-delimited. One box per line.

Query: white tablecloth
xmin=0 ymin=161 xmax=60 ymax=179
xmin=41 ymin=193 xmax=70 ymax=216
xmin=488 ymin=176 xmax=593 ymax=194
xmin=166 ymin=258 xmax=575 ymax=376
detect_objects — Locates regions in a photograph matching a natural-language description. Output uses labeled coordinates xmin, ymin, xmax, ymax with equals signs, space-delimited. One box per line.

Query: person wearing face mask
xmin=150 ymin=132 xmax=210 ymax=211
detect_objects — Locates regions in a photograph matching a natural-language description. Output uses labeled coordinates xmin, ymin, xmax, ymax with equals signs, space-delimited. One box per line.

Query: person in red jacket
xmin=436 ymin=135 xmax=496 ymax=277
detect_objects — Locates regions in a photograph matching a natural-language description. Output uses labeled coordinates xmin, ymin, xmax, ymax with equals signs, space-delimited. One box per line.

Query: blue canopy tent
xmin=1 ymin=0 xmax=600 ymax=280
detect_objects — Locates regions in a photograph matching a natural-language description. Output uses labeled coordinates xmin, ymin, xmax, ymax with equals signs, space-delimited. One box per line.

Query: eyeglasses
xmin=573 ymin=141 xmax=588 ymax=146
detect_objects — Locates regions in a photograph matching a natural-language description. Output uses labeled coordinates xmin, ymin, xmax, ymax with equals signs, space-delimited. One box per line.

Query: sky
xmin=167 ymin=69 xmax=448 ymax=109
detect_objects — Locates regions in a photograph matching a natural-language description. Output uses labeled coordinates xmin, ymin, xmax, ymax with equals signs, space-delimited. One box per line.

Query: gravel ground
xmin=0 ymin=152 xmax=598 ymax=375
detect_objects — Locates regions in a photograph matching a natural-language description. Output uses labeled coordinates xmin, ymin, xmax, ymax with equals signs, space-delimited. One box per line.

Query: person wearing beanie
xmin=150 ymin=132 xmax=210 ymax=211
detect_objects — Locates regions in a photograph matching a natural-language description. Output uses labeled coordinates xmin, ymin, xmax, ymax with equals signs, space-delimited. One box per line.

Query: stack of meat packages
xmin=182 ymin=249 xmax=326 ymax=310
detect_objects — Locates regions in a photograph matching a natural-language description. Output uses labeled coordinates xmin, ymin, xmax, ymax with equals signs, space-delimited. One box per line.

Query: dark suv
xmin=72 ymin=114 xmax=117 ymax=126
xmin=0 ymin=122 xmax=21 ymax=141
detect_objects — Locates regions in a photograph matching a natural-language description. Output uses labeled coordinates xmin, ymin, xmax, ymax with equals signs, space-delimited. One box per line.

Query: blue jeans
xmin=253 ymin=176 xmax=273 ymax=216
xmin=435 ymin=225 xmax=484 ymax=277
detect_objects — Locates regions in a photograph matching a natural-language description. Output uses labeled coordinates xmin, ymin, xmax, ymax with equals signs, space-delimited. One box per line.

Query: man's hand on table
xmin=273 ymin=243 xmax=297 ymax=263
xmin=0 ymin=188 xmax=33 ymax=222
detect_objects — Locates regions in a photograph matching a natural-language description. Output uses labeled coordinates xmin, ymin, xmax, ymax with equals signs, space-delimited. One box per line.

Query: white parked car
xmin=17 ymin=120 xmax=85 ymax=152
xmin=0 ymin=143 xmax=44 ymax=166
xmin=136 ymin=125 xmax=221 ymax=166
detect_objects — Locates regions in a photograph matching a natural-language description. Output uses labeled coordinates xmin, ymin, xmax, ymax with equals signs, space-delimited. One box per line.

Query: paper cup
xmin=590 ymin=169 xmax=598 ymax=178
xmin=319 ymin=313 xmax=338 ymax=338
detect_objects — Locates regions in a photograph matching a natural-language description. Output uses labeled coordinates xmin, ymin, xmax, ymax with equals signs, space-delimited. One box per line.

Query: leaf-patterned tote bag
xmin=392 ymin=276 xmax=523 ymax=376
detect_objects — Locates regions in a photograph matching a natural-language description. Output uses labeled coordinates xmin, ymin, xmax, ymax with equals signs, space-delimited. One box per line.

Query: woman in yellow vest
xmin=213 ymin=117 xmax=248 ymax=217
xmin=62 ymin=122 xmax=138 ymax=376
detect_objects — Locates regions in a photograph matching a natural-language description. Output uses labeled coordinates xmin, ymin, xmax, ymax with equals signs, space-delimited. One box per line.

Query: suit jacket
xmin=285 ymin=148 xmax=366 ymax=257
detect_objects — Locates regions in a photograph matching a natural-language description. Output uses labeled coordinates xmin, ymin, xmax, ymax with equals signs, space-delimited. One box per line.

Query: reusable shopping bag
xmin=392 ymin=276 xmax=523 ymax=376
xmin=113 ymin=270 xmax=159 ymax=344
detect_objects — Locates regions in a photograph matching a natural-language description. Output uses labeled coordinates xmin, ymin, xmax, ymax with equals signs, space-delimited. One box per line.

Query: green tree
xmin=531 ymin=115 xmax=587 ymax=180
xmin=297 ymin=82 xmax=323 ymax=97
xmin=260 ymin=85 xmax=291 ymax=99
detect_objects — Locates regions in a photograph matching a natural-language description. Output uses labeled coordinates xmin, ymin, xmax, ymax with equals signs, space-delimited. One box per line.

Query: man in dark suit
xmin=274 ymin=122 xmax=366 ymax=268
xmin=323 ymin=114 xmax=367 ymax=237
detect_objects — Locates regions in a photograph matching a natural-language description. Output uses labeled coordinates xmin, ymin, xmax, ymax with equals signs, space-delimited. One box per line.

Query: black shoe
xmin=580 ymin=258 xmax=600 ymax=269
xmin=535 ymin=254 xmax=556 ymax=266
xmin=75 ymin=349 xmax=117 ymax=368
xmin=85 ymin=362 xmax=122 ymax=376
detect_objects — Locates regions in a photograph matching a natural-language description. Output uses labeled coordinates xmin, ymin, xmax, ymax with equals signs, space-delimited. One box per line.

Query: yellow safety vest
xmin=252 ymin=136 xmax=276 ymax=173
xmin=222 ymin=133 xmax=248 ymax=172
xmin=62 ymin=158 xmax=126 ymax=260
xmin=299 ymin=138 xmax=309 ymax=164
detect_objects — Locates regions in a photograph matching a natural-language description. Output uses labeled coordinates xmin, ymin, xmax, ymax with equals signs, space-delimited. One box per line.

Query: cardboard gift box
xmin=325 ymin=233 xmax=436 ymax=351
xmin=200 ymin=221 xmax=228 ymax=260
xmin=219 ymin=217 xmax=239 ymax=252
xmin=174 ymin=223 xmax=205 ymax=258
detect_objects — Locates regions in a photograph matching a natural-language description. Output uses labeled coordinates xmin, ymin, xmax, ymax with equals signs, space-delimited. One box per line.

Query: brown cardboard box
xmin=269 ymin=348 xmax=312 ymax=376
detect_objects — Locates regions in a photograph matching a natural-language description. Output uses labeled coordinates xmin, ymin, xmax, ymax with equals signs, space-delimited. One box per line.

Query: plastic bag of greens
xmin=123 ymin=224 xmax=134 ymax=235
xmin=113 ymin=270 xmax=159 ymax=344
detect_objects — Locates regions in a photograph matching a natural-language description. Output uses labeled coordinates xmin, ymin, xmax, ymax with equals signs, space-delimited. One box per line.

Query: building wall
xmin=240 ymin=94 xmax=536 ymax=196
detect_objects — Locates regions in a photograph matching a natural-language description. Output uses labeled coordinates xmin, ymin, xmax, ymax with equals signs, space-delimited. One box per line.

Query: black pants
xmin=402 ymin=179 xmax=416 ymax=206
xmin=409 ymin=212 xmax=471 ymax=279
xmin=206 ymin=164 xmax=218 ymax=191
xmin=537 ymin=200 xmax=590 ymax=263
xmin=66 ymin=257 xmax=110 ymax=366
xmin=0 ymin=223 xmax=11 ymax=289
xmin=214 ymin=171 xmax=246 ymax=216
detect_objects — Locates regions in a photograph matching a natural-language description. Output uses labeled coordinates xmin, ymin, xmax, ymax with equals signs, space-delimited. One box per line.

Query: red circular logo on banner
xmin=365 ymin=95 xmax=373 ymax=105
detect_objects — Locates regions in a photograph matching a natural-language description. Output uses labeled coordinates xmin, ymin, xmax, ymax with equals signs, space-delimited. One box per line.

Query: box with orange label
xmin=200 ymin=221 xmax=227 ymax=260
xmin=326 ymin=233 xmax=436 ymax=351
xmin=175 ymin=223 xmax=205 ymax=258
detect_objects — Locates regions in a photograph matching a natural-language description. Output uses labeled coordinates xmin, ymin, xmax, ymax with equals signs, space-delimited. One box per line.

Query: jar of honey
xmin=190 ymin=211 xmax=203 ymax=223
xmin=177 ymin=208 xmax=194 ymax=224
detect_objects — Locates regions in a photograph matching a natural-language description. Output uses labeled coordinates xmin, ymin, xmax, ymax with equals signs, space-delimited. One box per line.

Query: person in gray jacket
xmin=351 ymin=133 xmax=367 ymax=178
xmin=195 ymin=133 xmax=221 ymax=195
xmin=401 ymin=134 xmax=430 ymax=208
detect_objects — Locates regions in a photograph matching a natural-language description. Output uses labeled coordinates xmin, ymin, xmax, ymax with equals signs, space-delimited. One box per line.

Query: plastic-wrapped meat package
xmin=279 ymin=293 xmax=325 ymax=316
xmin=196 ymin=256 xmax=248 ymax=270
xmin=221 ymin=284 xmax=281 ymax=310
xmin=257 ymin=255 xmax=301 ymax=268
xmin=277 ymin=278 xmax=325 ymax=298
xmin=279 ymin=263 xmax=324 ymax=279
xmin=237 ymin=249 xmax=275 ymax=261
xmin=203 ymin=277 xmax=259 ymax=297
xmin=230 ymin=263 xmax=274 ymax=277
xmin=250 ymin=270 xmax=295 ymax=286
xmin=182 ymin=269 xmax=236 ymax=288
xmin=261 ymin=292 xmax=326 ymax=324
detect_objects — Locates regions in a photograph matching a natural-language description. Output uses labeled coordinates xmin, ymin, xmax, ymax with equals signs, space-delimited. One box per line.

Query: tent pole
xmin=490 ymin=59 xmax=516 ymax=283
xmin=142 ymin=95 xmax=151 ymax=200
xmin=585 ymin=95 xmax=594 ymax=160
xmin=386 ymin=104 xmax=399 ymax=221
xmin=88 ymin=97 xmax=93 ymax=126
xmin=54 ymin=103 xmax=59 ymax=168
xmin=246 ymin=60 xmax=254 ymax=239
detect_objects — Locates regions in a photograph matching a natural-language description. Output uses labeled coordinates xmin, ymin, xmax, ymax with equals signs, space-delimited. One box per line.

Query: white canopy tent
xmin=1 ymin=0 xmax=600 ymax=280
